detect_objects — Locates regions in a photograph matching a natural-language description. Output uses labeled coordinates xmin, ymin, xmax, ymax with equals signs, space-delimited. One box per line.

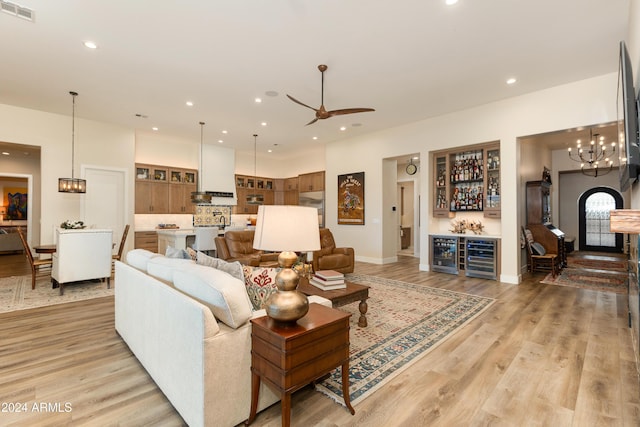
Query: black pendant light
xmin=246 ymin=134 xmax=264 ymax=205
xmin=58 ymin=91 xmax=86 ymax=193
xmin=191 ymin=121 xmax=212 ymax=204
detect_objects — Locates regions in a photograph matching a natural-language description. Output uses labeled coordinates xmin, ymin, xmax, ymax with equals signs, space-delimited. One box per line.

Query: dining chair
xmin=112 ymin=224 xmax=130 ymax=273
xmin=192 ymin=226 xmax=218 ymax=256
xmin=17 ymin=228 xmax=52 ymax=289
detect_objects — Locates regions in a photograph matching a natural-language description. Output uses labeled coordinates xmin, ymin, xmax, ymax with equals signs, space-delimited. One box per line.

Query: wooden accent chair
xmin=17 ymin=228 xmax=52 ymax=289
xmin=522 ymin=226 xmax=560 ymax=277
xmin=112 ymin=224 xmax=130 ymax=273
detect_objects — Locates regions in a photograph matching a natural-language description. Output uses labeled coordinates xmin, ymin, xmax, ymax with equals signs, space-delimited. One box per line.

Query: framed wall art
xmin=338 ymin=172 xmax=364 ymax=225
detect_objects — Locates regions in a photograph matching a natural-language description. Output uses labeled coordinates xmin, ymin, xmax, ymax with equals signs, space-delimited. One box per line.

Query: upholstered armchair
xmin=312 ymin=228 xmax=354 ymax=274
xmin=214 ymin=230 xmax=279 ymax=267
xmin=52 ymin=228 xmax=113 ymax=295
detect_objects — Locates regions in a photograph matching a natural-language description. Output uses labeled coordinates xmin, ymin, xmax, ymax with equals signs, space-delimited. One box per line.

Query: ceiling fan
xmin=287 ymin=64 xmax=375 ymax=126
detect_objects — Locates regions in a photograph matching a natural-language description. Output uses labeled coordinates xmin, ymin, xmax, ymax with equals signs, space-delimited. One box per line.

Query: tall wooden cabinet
xmin=525 ymin=181 xmax=551 ymax=224
xmin=298 ymin=171 xmax=325 ymax=192
xmin=135 ymin=164 xmax=197 ymax=214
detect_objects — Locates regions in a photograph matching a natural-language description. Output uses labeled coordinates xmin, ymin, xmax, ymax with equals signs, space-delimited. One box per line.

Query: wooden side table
xmin=245 ymin=303 xmax=355 ymax=427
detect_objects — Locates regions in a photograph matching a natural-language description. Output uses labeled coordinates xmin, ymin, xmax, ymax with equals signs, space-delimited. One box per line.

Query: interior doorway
xmin=578 ymin=186 xmax=623 ymax=253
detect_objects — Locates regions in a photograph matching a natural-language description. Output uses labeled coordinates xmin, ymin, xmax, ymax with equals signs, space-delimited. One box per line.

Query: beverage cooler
xmin=465 ymin=237 xmax=498 ymax=279
xmin=430 ymin=235 xmax=458 ymax=274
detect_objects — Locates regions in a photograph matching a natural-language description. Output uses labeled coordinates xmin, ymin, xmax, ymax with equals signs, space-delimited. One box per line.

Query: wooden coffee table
xmin=298 ymin=277 xmax=370 ymax=327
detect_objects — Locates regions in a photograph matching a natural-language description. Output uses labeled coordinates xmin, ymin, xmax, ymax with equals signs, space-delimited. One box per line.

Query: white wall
xmin=0 ymin=103 xmax=135 ymax=246
xmin=325 ymin=72 xmax=619 ymax=284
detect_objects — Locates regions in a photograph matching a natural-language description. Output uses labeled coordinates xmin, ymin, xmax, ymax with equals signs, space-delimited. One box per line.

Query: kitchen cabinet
xmin=135 ymin=164 xmax=197 ymax=214
xmin=298 ymin=171 xmax=325 ymax=192
xmin=169 ymin=167 xmax=198 ymax=214
xmin=135 ymin=181 xmax=169 ymax=214
xmin=234 ymin=174 xmax=274 ymax=214
xmin=134 ymin=231 xmax=158 ymax=252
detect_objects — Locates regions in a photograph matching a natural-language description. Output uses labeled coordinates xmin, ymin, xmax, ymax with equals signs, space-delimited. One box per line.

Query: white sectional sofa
xmin=115 ymin=249 xmax=331 ymax=427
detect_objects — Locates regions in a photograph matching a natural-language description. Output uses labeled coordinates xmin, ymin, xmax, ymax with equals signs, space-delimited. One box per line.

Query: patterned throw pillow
xmin=196 ymin=252 xmax=244 ymax=282
xmin=243 ymin=266 xmax=281 ymax=311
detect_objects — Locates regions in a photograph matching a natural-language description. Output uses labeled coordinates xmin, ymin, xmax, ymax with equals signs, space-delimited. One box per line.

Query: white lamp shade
xmin=253 ymin=205 xmax=320 ymax=252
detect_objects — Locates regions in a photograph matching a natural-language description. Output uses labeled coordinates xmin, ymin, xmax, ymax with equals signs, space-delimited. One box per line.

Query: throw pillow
xmin=196 ymin=252 xmax=244 ymax=282
xmin=126 ymin=249 xmax=161 ymax=272
xmin=165 ymin=246 xmax=190 ymax=259
xmin=147 ymin=257 xmax=195 ymax=283
xmin=531 ymin=242 xmax=546 ymax=255
xmin=186 ymin=247 xmax=198 ymax=261
xmin=173 ymin=264 xmax=252 ymax=329
xmin=243 ymin=265 xmax=281 ymax=311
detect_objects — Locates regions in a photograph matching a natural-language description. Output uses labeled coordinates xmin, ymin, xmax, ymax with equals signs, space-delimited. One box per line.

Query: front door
xmin=578 ymin=187 xmax=623 ymax=253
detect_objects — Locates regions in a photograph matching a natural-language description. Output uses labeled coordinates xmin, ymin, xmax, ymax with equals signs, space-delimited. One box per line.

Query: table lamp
xmin=253 ymin=205 xmax=320 ymax=324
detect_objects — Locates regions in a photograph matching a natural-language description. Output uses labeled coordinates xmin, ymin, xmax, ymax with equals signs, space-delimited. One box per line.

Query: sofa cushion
xmin=147 ymin=257 xmax=195 ymax=282
xmin=165 ymin=246 xmax=191 ymax=259
xmin=126 ymin=249 xmax=161 ymax=272
xmin=196 ymin=252 xmax=244 ymax=282
xmin=243 ymin=266 xmax=281 ymax=311
xmin=173 ymin=264 xmax=252 ymax=328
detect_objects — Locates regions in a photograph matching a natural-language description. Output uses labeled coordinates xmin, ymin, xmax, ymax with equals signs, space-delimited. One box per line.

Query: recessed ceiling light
xmin=83 ymin=41 xmax=98 ymax=49
xmin=186 ymin=101 xmax=194 ymax=107
xmin=340 ymin=126 xmax=347 ymax=131
xmin=255 ymin=97 xmax=262 ymax=103
xmin=445 ymin=0 xmax=458 ymax=5
xmin=267 ymin=149 xmax=273 ymax=153
xmin=412 ymin=156 xmax=419 ymax=160
xmin=2 ymin=152 xmax=9 ymax=156
xmin=312 ymin=136 xmax=318 ymax=140
xmin=506 ymin=77 xmax=517 ymax=85
xmin=261 ymin=122 xmax=267 ymax=126
xmin=218 ymin=139 xmax=224 ymax=143
xmin=222 ymin=130 xmax=228 ymax=134
xmin=152 ymin=127 xmax=158 ymax=131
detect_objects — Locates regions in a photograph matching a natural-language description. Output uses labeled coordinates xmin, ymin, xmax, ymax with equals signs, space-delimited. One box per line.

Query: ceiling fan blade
xmin=286 ymin=94 xmax=318 ymax=112
xmin=305 ymin=117 xmax=319 ymax=126
xmin=327 ymin=108 xmax=375 ymax=117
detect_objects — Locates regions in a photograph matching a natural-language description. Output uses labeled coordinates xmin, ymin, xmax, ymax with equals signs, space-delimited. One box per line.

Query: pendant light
xmin=191 ymin=121 xmax=212 ymax=204
xmin=246 ymin=134 xmax=264 ymax=205
xmin=58 ymin=91 xmax=86 ymax=193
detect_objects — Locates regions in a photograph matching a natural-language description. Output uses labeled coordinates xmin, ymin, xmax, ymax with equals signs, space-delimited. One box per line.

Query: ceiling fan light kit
xmin=287 ymin=64 xmax=375 ymax=125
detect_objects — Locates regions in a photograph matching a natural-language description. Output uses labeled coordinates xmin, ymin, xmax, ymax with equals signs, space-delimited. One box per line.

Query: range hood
xmin=201 ymin=144 xmax=237 ymax=205
xmin=204 ymin=191 xmax=237 ymax=206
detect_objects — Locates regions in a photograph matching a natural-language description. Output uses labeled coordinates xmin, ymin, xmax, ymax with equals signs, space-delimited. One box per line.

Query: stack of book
xmin=309 ymin=270 xmax=346 ymax=290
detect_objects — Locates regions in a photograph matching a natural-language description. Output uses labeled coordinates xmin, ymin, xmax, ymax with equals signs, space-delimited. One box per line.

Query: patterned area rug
xmin=315 ymin=273 xmax=495 ymax=407
xmin=540 ymin=267 xmax=628 ymax=294
xmin=565 ymin=256 xmax=627 ymax=272
xmin=0 ymin=275 xmax=114 ymax=313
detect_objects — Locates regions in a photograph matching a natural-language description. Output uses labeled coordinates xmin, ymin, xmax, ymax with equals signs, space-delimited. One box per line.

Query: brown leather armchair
xmin=214 ymin=230 xmax=279 ymax=267
xmin=312 ymin=228 xmax=354 ymax=274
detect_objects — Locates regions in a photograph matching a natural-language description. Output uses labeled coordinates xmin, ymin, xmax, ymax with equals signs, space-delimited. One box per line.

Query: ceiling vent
xmin=1 ymin=1 xmax=34 ymax=22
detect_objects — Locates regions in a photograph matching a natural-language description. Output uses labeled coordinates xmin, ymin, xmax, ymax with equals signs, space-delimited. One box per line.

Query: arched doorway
xmin=578 ymin=186 xmax=623 ymax=253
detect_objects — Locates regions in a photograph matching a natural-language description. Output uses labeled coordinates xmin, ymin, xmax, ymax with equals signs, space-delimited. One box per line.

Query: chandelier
xmin=58 ymin=91 xmax=87 ymax=193
xmin=567 ymin=129 xmax=616 ymax=177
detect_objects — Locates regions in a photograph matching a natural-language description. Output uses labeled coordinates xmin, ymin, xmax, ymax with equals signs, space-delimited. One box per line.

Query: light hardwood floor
xmin=0 ymin=255 xmax=638 ymax=426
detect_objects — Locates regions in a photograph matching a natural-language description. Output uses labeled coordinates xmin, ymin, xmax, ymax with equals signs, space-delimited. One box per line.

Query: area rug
xmin=0 ymin=275 xmax=114 ymax=313
xmin=565 ymin=255 xmax=627 ymax=272
xmin=315 ymin=273 xmax=495 ymax=407
xmin=540 ymin=267 xmax=628 ymax=294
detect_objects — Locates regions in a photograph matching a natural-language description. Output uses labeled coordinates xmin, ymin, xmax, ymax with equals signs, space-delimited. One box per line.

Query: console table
xmin=246 ymin=303 xmax=354 ymax=427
